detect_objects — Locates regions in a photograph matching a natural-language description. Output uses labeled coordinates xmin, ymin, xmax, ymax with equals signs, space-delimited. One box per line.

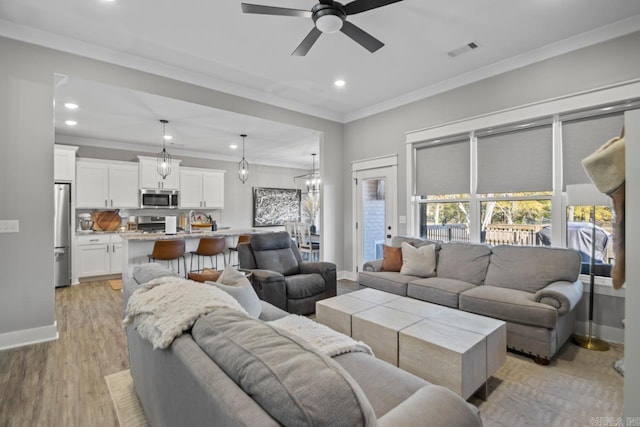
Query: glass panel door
xmin=354 ymin=165 xmax=397 ymax=272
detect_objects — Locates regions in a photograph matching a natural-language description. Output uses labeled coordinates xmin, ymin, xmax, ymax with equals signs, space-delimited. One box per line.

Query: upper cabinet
xmin=54 ymin=145 xmax=78 ymax=181
xmin=179 ymin=167 xmax=225 ymax=209
xmin=138 ymin=156 xmax=181 ymax=190
xmin=76 ymin=159 xmax=139 ymax=208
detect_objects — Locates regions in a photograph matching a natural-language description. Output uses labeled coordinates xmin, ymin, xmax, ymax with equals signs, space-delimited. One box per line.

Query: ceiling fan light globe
xmin=315 ymin=14 xmax=343 ymax=33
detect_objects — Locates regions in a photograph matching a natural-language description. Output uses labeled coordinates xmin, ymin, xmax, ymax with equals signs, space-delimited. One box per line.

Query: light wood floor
xmin=0 ymin=278 xmax=359 ymax=427
xmin=0 ymin=281 xmax=129 ymax=427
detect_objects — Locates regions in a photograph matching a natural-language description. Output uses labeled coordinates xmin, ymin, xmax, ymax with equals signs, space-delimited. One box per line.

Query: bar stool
xmin=190 ymin=237 xmax=226 ymax=272
xmin=148 ymin=239 xmax=187 ymax=277
xmin=227 ymin=234 xmax=250 ymax=267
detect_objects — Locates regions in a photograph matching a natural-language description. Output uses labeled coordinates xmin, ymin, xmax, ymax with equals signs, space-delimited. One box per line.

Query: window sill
xmin=578 ymin=274 xmax=625 ymax=297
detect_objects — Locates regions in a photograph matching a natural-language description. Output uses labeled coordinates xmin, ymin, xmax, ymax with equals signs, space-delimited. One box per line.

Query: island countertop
xmin=118 ymin=228 xmax=273 ymax=241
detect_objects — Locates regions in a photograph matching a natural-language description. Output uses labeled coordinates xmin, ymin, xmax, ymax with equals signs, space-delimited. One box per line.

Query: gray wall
xmin=343 ymin=31 xmax=640 ymax=273
xmin=0 ymin=36 xmax=344 ymax=346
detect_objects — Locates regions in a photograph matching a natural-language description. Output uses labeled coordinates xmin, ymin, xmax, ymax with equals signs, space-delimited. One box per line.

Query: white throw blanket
xmin=123 ymin=276 xmax=248 ymax=349
xmin=268 ymin=315 xmax=373 ymax=357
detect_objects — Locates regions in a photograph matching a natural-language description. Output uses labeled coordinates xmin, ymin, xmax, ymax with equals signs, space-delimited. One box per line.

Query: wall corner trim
xmin=0 ymin=322 xmax=59 ymax=351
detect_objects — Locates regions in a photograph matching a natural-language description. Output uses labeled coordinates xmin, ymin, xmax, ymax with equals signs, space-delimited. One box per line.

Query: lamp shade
xmin=565 ymin=183 xmax=611 ymax=207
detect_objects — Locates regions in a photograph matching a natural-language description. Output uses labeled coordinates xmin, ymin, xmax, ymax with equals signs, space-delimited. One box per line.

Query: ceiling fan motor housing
xmin=312 ymin=3 xmax=346 ymax=33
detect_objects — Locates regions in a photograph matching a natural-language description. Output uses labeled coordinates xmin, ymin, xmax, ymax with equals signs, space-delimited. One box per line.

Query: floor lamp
xmin=566 ymin=183 xmax=611 ymax=351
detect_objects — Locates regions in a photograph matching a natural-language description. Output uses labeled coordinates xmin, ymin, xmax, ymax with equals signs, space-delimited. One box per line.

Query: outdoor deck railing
xmin=423 ymin=223 xmax=548 ymax=246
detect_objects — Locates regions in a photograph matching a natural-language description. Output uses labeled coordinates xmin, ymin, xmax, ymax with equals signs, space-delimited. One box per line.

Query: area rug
xmin=106 ymin=343 xmax=623 ymax=426
xmin=105 ymin=370 xmax=148 ymax=427
xmin=108 ymin=279 xmax=123 ymax=291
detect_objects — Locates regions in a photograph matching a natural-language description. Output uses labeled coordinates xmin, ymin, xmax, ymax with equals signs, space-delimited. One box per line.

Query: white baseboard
xmin=338 ymin=270 xmax=357 ymax=281
xmin=0 ymin=322 xmax=59 ymax=350
xmin=575 ymin=321 xmax=624 ymax=344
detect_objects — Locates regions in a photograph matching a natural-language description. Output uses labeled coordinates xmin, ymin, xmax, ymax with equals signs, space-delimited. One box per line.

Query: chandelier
xmin=156 ymin=119 xmax=172 ymax=179
xmin=238 ymin=134 xmax=249 ymax=184
xmin=306 ymin=153 xmax=321 ymax=193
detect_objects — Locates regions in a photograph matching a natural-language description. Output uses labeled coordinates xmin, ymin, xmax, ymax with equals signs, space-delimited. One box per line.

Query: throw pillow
xmin=400 ymin=242 xmax=436 ymax=277
xmin=206 ymin=265 xmax=262 ymax=318
xmin=381 ymin=245 xmax=403 ymax=272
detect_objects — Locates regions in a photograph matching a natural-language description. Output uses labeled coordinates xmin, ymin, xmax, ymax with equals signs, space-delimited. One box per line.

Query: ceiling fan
xmin=241 ymin=0 xmax=403 ymax=56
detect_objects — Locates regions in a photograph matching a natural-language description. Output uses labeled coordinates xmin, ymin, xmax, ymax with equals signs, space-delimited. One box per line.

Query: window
xmin=564 ymin=205 xmax=614 ymax=277
xmin=480 ymin=193 xmax=551 ymax=246
xmin=419 ymin=195 xmax=470 ymax=242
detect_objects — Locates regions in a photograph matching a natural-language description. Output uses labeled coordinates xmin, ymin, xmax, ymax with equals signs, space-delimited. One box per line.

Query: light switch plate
xmin=399 ymin=216 xmax=407 ymax=224
xmin=0 ymin=220 xmax=19 ymax=233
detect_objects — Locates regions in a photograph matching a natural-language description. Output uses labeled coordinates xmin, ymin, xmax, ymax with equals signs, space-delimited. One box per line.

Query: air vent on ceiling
xmin=448 ymin=41 xmax=480 ymax=58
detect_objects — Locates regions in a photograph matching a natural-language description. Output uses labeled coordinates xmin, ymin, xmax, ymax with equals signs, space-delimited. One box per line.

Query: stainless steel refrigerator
xmin=54 ymin=183 xmax=71 ymax=288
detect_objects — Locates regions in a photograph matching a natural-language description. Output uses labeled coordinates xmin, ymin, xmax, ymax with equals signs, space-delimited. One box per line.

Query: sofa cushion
xmin=132 ymin=263 xmax=179 ymax=285
xmin=436 ymin=243 xmax=492 ymax=285
xmin=192 ymin=309 xmax=377 ymax=427
xmin=254 ymin=248 xmax=300 ymax=276
xmin=459 ymin=285 xmax=557 ymax=329
xmin=382 ymin=245 xmax=403 ymax=272
xmin=407 ymin=278 xmax=477 ymax=308
xmin=400 ymin=243 xmax=436 ymax=278
xmin=484 ymin=245 xmax=581 ymax=293
xmin=209 ymin=267 xmax=262 ymax=318
xmin=358 ymin=271 xmax=417 ymax=296
xmin=391 ymin=236 xmax=442 ymax=251
xmin=285 ymin=273 xmax=325 ymax=299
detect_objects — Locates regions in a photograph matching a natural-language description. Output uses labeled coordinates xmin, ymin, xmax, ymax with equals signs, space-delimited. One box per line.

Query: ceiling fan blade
xmin=292 ymin=27 xmax=322 ymax=56
xmin=241 ymin=3 xmax=312 ymax=18
xmin=343 ymin=0 xmax=403 ymax=15
xmin=318 ymin=0 xmax=334 ymax=4
xmin=340 ymin=21 xmax=384 ymax=53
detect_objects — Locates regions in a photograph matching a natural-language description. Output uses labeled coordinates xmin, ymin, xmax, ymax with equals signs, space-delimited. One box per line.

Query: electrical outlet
xmin=0 ymin=220 xmax=19 ymax=233
xmin=399 ymin=216 xmax=407 ymax=224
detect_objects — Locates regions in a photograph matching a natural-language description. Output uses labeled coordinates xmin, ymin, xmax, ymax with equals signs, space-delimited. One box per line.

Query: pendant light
xmin=157 ymin=119 xmax=172 ymax=179
xmin=306 ymin=153 xmax=321 ymax=193
xmin=238 ymin=134 xmax=249 ymax=184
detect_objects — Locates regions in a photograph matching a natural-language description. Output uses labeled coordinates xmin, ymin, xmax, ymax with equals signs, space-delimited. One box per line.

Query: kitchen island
xmin=118 ymin=228 xmax=275 ymax=276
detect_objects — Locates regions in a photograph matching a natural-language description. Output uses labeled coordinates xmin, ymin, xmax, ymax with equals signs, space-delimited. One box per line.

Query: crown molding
xmin=343 ymin=15 xmax=640 ymax=123
xmin=55 ymin=134 xmax=307 ymax=170
xmin=2 ymin=14 xmax=639 ymax=125
xmin=0 ymin=19 xmax=343 ymax=123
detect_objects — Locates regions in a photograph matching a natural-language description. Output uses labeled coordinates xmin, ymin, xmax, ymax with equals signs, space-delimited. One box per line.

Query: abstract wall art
xmin=253 ymin=187 xmax=301 ymax=227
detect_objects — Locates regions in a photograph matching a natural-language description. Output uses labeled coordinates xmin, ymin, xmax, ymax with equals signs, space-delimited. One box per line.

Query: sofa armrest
xmin=249 ymin=269 xmax=287 ymax=311
xmin=363 ymin=259 xmax=383 ymax=272
xmin=378 ymin=386 xmax=482 ymax=427
xmin=533 ymin=280 xmax=584 ymax=315
xmin=299 ymin=261 xmax=337 ymax=297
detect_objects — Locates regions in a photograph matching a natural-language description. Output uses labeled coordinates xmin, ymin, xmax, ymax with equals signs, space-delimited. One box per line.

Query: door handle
xmin=386 ymin=234 xmax=392 ymax=238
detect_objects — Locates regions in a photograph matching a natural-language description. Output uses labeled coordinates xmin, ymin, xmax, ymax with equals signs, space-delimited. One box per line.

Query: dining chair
xmin=297 ymin=222 xmax=319 ymax=261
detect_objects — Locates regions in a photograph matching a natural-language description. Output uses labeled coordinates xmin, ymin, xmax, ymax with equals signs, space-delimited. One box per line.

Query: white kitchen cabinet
xmin=179 ymin=167 xmax=225 ymax=209
xmin=138 ymin=156 xmax=181 ymax=190
xmin=76 ymin=234 xmax=123 ymax=278
xmin=54 ymin=145 xmax=78 ymax=181
xmin=76 ymin=159 xmax=139 ymax=208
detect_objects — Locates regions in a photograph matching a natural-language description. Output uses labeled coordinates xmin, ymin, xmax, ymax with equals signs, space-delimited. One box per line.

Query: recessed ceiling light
xmin=65 ymin=120 xmax=77 ymax=126
xmin=163 ymin=135 xmax=173 ymax=140
xmin=64 ymin=103 xmax=78 ymax=110
xmin=334 ymin=80 xmax=346 ymax=88
xmin=229 ymin=144 xmax=238 ymax=150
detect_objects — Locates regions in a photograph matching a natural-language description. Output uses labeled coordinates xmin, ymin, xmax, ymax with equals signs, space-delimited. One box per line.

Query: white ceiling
xmin=54 ymin=77 xmax=321 ymax=169
xmin=2 ymin=0 xmax=640 ymax=167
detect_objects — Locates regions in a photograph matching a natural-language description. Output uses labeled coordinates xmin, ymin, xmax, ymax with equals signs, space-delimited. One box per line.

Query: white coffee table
xmin=316 ymin=289 xmax=506 ymax=400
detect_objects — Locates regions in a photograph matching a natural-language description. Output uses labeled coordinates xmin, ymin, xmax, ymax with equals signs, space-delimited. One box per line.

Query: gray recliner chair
xmin=238 ymin=231 xmax=337 ymax=315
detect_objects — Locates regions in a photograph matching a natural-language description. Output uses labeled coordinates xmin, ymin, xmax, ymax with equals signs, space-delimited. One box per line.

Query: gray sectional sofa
xmin=358 ymin=236 xmax=584 ymax=363
xmin=124 ymin=264 xmax=482 ymax=426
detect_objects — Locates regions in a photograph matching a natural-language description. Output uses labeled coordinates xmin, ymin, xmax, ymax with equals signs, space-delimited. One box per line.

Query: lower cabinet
xmin=76 ymin=234 xmax=123 ymax=278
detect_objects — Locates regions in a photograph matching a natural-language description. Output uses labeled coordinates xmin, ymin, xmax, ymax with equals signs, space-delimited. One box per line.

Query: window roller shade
xmin=562 ymin=113 xmax=624 ymax=189
xmin=477 ymin=126 xmax=552 ymax=194
xmin=415 ymin=139 xmax=470 ymax=196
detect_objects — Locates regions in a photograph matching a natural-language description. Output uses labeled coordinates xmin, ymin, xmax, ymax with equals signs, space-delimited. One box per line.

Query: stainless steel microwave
xmin=140 ymin=189 xmax=179 ymax=209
